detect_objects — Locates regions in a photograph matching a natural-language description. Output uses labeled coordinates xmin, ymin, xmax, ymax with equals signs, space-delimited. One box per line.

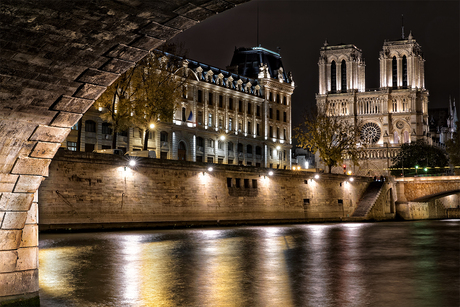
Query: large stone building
xmin=316 ymin=32 xmax=430 ymax=175
xmin=62 ymin=46 xmax=295 ymax=169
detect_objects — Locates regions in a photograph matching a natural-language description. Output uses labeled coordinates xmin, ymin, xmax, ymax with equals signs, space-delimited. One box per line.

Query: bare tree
xmin=294 ymin=109 xmax=362 ymax=173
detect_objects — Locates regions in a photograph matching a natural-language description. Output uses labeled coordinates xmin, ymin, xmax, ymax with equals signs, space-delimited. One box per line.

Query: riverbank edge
xmin=0 ymin=292 xmax=39 ymax=307
xmin=39 ymin=216 xmax=420 ymax=233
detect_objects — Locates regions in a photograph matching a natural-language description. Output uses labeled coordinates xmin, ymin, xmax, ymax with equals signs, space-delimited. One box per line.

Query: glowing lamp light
xmin=349 ymin=177 xmax=354 ymax=182
xmin=314 ymin=174 xmax=320 ymax=179
xmin=208 ymin=167 xmax=213 ymax=172
xmin=129 ymin=160 xmax=136 ymax=167
xmin=268 ymin=171 xmax=274 ymax=176
xmin=220 ymin=135 xmax=225 ymax=141
xmin=276 ymin=145 xmax=281 ymax=150
xmin=149 ymin=123 xmax=155 ymax=129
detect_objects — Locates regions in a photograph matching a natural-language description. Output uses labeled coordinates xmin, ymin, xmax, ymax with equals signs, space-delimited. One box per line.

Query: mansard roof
xmin=227 ymin=46 xmax=292 ymax=83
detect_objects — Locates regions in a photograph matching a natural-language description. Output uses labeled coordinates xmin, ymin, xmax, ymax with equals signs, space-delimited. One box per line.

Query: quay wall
xmin=38 ymin=150 xmax=380 ymax=230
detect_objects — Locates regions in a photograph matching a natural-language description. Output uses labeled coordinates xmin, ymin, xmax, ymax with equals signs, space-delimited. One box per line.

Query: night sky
xmin=170 ymin=0 xmax=459 ymax=128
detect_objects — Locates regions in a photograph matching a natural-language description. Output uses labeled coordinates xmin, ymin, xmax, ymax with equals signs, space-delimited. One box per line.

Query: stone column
xmin=0 ymin=190 xmax=39 ymax=306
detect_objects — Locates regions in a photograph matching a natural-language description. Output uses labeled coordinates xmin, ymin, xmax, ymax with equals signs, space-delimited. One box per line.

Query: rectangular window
xmin=182 ymin=107 xmax=186 ymax=122
xmin=227 ymin=178 xmax=232 ymax=187
xmin=236 ymin=178 xmax=241 ymax=188
xmin=229 ymin=117 xmax=233 ymax=131
xmin=257 ymin=123 xmax=260 ymax=136
xmin=219 ymin=117 xmax=223 ymax=129
xmin=67 ymin=141 xmax=77 ymax=151
xmin=284 ymin=111 xmax=287 ymax=122
xmin=276 ymin=110 xmax=280 ymax=121
xmin=304 ymin=180 xmax=308 ymax=184
xmin=338 ymin=199 xmax=343 ymax=204
xmin=218 ymin=140 xmax=223 ymax=150
xmin=208 ymin=139 xmax=215 ymax=148
xmin=149 ymin=131 xmax=155 ymax=139
xmin=196 ymin=155 xmax=203 ymax=162
xmin=198 ymin=90 xmax=203 ymax=103
xmin=208 ymin=92 xmax=213 ymax=105
xmin=85 ymin=143 xmax=95 ymax=152
xmin=238 ymin=100 xmax=243 ymax=112
xmin=198 ymin=111 xmax=203 ymax=125
xmin=256 ymin=105 xmax=261 ymax=117
xmin=269 ymin=108 xmax=273 ymax=119
xmin=284 ymin=129 xmax=287 ymax=140
xmin=71 ymin=122 xmax=79 ymax=130
xmin=304 ymin=199 xmax=310 ymax=205
xmin=248 ymin=121 xmax=251 ymax=134
xmin=247 ymin=103 xmax=252 ymax=115
xmin=276 ymin=127 xmax=279 ymax=139
xmin=207 ymin=157 xmax=214 ymax=163
xmin=269 ymin=126 xmax=273 ymax=138
xmin=229 ymin=98 xmax=233 ymax=110
xmin=244 ymin=179 xmax=250 ymax=188
xmin=218 ymin=95 xmax=223 ymax=108
xmin=218 ymin=158 xmax=224 ymax=164
xmin=208 ymin=113 xmax=213 ymax=127
xmin=228 ymin=159 xmax=233 ymax=165
xmin=102 ymin=123 xmax=112 ymax=135
xmin=252 ymin=179 xmax=257 ymax=188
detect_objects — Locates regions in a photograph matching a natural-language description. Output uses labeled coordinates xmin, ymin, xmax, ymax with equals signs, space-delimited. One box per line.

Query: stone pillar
xmin=0 ymin=191 xmax=39 ymax=306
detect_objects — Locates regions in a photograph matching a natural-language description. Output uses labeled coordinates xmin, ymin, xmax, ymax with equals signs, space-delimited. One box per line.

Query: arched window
xmin=404 ymin=131 xmax=409 ymax=143
xmin=85 ymin=120 xmax=96 ymax=132
xmin=402 ymin=55 xmax=407 ymax=88
xmin=101 ymin=122 xmax=112 ymax=135
xmin=247 ymin=145 xmax=253 ymax=154
xmin=392 ymin=56 xmax=398 ymax=88
xmin=256 ymin=146 xmax=262 ymax=155
xmin=227 ymin=141 xmax=233 ymax=151
xmin=393 ymin=131 xmax=399 ymax=144
xmin=331 ymin=61 xmax=337 ymax=93
xmin=341 ymin=60 xmax=347 ymax=92
xmin=238 ymin=143 xmax=243 ymax=153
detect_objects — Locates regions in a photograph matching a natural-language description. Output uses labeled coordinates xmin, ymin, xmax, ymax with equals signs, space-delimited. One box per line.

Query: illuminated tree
xmin=96 ymin=67 xmax=136 ymax=149
xmin=294 ymin=109 xmax=361 ymax=173
xmin=131 ymin=49 xmax=185 ymax=150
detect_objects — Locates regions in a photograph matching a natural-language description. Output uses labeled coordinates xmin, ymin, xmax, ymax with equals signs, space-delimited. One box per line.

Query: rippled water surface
xmin=39 ymin=220 xmax=460 ymax=307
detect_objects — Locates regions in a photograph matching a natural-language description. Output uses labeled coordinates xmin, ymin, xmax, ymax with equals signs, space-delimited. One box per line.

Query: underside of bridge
xmin=0 ymin=0 xmax=249 ymax=304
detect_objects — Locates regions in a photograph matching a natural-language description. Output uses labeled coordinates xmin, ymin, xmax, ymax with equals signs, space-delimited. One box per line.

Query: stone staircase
xmin=352 ymin=181 xmax=384 ymax=217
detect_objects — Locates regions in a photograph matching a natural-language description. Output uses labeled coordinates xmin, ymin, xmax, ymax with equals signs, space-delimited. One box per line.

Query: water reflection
xmin=39 ymin=221 xmax=460 ymax=307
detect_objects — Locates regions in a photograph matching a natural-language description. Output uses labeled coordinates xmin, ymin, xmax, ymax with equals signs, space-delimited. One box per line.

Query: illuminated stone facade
xmin=316 ymin=33 xmax=430 ymax=175
xmin=63 ymin=47 xmax=295 ymax=169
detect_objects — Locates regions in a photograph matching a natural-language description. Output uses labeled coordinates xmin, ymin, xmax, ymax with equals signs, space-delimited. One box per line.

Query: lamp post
xmin=415 ymin=165 xmax=419 ymax=175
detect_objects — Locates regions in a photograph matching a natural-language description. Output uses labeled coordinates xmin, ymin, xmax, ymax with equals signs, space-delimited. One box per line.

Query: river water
xmin=39 ymin=220 xmax=459 ymax=307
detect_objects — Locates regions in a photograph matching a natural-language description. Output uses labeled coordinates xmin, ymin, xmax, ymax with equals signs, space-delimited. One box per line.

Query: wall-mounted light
xmin=268 ymin=171 xmax=274 ymax=176
xmin=129 ymin=160 xmax=136 ymax=167
xmin=150 ymin=123 xmax=155 ymax=129
xmin=314 ymin=174 xmax=320 ymax=179
xmin=208 ymin=167 xmax=213 ymax=172
xmin=349 ymin=177 xmax=354 ymax=182
xmin=276 ymin=145 xmax=281 ymax=150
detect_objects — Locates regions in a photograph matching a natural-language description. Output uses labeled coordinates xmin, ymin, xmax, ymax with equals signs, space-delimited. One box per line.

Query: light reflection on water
xmin=39 ymin=220 xmax=460 ymax=307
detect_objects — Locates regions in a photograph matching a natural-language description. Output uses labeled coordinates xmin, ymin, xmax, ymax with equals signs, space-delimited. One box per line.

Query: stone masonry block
xmin=100 ymin=58 xmax=136 ymax=74
xmin=1 ymin=212 xmax=28 ymax=230
xmin=0 ymin=230 xmax=22 ymax=250
xmin=11 ymin=157 xmax=51 ymax=177
xmin=106 ymin=44 xmax=148 ymax=62
xmin=139 ymin=22 xmax=181 ymax=40
xmin=164 ymin=15 xmax=198 ymax=31
xmin=0 ymin=193 xmax=34 ymax=211
xmin=0 ymin=174 xmax=19 ymax=193
xmin=50 ymin=111 xmax=82 ymax=128
xmin=20 ymin=224 xmax=38 ymax=248
xmin=0 ymin=250 xmax=18 ymax=273
xmin=52 ymin=95 xmax=95 ymax=114
xmin=14 ymin=175 xmax=43 ymax=193
xmin=16 ymin=247 xmax=38 ymax=272
xmin=73 ymin=83 xmax=107 ymax=100
xmin=130 ymin=36 xmax=165 ymax=52
xmin=173 ymin=3 xmax=215 ymax=21
xmin=0 ymin=269 xmax=39 ymax=297
xmin=29 ymin=142 xmax=61 ymax=159
xmin=76 ymin=68 xmax=120 ymax=87
xmin=29 ymin=125 xmax=69 ymax=143
xmin=25 ymin=202 xmax=38 ymax=225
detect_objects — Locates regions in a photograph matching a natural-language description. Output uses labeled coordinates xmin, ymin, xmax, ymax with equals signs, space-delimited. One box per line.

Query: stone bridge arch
xmin=395 ymin=176 xmax=460 ymax=202
xmin=0 ymin=0 xmax=249 ymax=304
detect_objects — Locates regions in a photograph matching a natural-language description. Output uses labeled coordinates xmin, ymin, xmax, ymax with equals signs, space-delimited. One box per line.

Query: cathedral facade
xmin=316 ymin=32 xmax=429 ymax=175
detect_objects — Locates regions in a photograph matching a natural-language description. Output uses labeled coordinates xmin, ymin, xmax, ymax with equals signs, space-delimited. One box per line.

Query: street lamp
xmin=415 ymin=165 xmax=419 ymax=175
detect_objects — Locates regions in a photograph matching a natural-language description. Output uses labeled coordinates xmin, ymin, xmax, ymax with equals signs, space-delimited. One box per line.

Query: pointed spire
xmin=324 ymin=38 xmax=329 ymax=47
xmin=401 ymin=14 xmax=405 ymax=39
xmin=408 ymin=30 xmax=413 ymax=40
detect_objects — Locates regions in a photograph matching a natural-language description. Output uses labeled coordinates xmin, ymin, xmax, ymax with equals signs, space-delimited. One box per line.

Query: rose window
xmin=360 ymin=122 xmax=381 ymax=144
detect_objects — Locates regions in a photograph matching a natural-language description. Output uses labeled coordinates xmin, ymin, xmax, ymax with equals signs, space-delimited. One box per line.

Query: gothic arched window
xmin=341 ymin=60 xmax=347 ymax=92
xmin=392 ymin=56 xmax=398 ymax=88
xmin=402 ymin=55 xmax=407 ymax=88
xmin=331 ymin=61 xmax=337 ymax=93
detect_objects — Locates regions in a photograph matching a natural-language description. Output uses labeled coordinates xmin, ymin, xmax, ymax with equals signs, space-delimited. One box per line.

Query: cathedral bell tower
xmin=318 ymin=40 xmax=366 ymax=95
xmin=379 ymin=31 xmax=425 ymax=90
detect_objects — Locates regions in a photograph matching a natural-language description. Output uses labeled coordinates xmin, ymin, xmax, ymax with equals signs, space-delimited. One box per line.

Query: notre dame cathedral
xmin=315 ymin=31 xmax=431 ymax=176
